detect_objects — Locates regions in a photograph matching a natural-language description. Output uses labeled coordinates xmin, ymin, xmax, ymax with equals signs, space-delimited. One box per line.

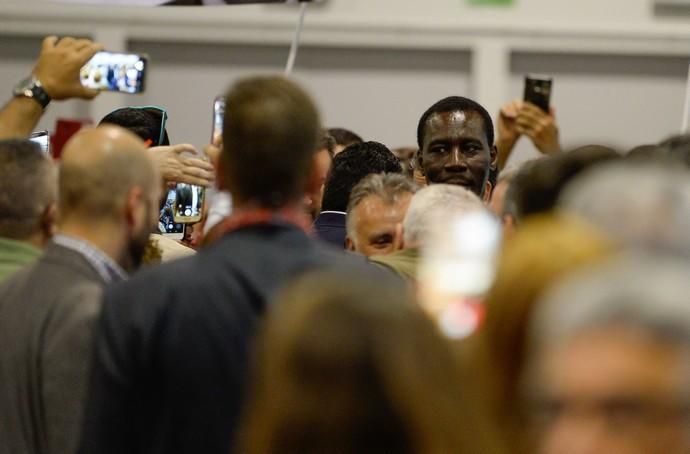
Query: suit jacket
xmin=79 ymin=222 xmax=370 ymax=454
xmin=313 ymin=211 xmax=347 ymax=249
xmin=0 ymin=243 xmax=105 ymax=454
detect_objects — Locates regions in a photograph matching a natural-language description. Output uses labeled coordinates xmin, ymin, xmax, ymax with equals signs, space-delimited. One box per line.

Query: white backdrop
xmin=2 ymin=0 xmax=690 ymax=163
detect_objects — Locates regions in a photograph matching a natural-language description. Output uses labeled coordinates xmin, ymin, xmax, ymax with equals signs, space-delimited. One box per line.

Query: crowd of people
xmin=1 ymin=35 xmax=690 ymax=454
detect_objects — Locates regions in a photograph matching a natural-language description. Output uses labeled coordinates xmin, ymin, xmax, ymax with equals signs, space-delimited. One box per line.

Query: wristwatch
xmin=13 ymin=76 xmax=51 ymax=110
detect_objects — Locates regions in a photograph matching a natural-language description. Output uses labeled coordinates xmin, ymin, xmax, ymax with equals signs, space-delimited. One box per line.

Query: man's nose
xmin=444 ymin=148 xmax=467 ymax=170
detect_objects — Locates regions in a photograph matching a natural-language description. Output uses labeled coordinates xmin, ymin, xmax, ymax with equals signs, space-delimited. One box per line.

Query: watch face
xmin=14 ymin=76 xmax=36 ymax=97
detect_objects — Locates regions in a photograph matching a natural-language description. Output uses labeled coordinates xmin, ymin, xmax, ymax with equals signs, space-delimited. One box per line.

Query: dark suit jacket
xmin=79 ymin=223 xmax=368 ymax=454
xmin=313 ymin=211 xmax=347 ymax=249
xmin=0 ymin=243 xmax=105 ymax=454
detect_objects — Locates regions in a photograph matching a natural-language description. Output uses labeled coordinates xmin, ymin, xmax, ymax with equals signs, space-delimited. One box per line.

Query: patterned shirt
xmin=52 ymin=235 xmax=127 ymax=283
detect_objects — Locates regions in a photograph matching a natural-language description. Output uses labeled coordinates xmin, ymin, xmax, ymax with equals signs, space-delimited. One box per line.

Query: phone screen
xmin=80 ymin=51 xmax=147 ymax=94
xmin=29 ymin=131 xmax=50 ymax=155
xmin=524 ymin=75 xmax=553 ymax=112
xmin=173 ymin=183 xmax=205 ymax=223
xmin=212 ymin=96 xmax=226 ymax=144
xmin=159 ymin=189 xmax=186 ymax=235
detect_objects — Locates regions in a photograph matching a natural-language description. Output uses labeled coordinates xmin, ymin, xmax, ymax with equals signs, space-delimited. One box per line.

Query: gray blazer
xmin=0 ymin=243 xmax=106 ymax=454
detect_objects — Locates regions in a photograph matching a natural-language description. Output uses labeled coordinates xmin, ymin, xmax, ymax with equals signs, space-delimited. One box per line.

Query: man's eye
xmin=431 ymin=146 xmax=448 ymax=154
xmin=373 ymin=236 xmax=392 ymax=246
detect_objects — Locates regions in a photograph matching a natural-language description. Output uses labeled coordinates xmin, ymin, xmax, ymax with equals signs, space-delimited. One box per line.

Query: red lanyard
xmin=202 ymin=207 xmax=312 ymax=247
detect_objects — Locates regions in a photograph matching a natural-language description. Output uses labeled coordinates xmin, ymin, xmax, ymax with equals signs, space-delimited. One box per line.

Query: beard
xmin=125 ymin=204 xmax=156 ymax=272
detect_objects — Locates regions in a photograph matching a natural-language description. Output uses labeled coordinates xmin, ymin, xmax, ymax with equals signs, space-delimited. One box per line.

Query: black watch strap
xmin=30 ymin=80 xmax=51 ymax=109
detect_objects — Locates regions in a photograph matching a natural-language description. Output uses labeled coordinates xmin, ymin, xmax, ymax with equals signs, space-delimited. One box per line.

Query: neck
xmin=59 ymin=218 xmax=126 ymax=268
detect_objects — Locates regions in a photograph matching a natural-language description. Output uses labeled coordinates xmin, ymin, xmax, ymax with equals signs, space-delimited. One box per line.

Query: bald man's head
xmin=59 ymin=126 xmax=159 ymax=221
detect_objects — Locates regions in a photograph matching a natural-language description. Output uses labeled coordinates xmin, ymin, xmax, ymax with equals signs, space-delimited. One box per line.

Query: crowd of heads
xmin=1 ymin=35 xmax=690 ymax=454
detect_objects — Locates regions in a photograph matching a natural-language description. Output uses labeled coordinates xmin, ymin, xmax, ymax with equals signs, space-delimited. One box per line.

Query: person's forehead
xmin=356 ymin=194 xmax=408 ymax=220
xmin=423 ymin=110 xmax=487 ymax=143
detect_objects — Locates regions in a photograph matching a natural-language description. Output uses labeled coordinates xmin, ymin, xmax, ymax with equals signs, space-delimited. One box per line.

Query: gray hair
xmin=559 ymin=162 xmax=690 ymax=257
xmin=529 ymin=254 xmax=690 ymax=356
xmin=346 ymin=173 xmax=418 ymax=239
xmin=403 ymin=184 xmax=486 ymax=246
xmin=0 ymin=139 xmax=57 ymax=240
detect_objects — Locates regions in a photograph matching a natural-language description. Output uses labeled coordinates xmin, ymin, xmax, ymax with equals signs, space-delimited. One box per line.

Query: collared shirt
xmin=0 ymin=237 xmax=42 ymax=283
xmin=52 ymin=234 xmax=127 ymax=284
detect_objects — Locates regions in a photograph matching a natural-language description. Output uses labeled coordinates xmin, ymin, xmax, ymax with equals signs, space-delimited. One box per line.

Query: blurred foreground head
xmin=239 ymin=271 xmax=505 ymax=454
xmin=474 ymin=215 xmax=613 ymax=453
xmin=508 ymin=145 xmax=620 ymax=223
xmin=220 ymin=76 xmax=320 ymax=209
xmin=524 ymin=255 xmax=690 ymax=454
xmin=560 ymin=161 xmax=690 ymax=257
xmin=60 ymin=126 xmax=161 ymax=271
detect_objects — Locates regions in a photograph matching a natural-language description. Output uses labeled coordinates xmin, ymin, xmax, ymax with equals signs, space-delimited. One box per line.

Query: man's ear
xmin=490 ymin=145 xmax=498 ymax=169
xmin=40 ymin=202 xmax=58 ymax=244
xmin=392 ymin=223 xmax=404 ymax=251
xmin=415 ymin=149 xmax=425 ymax=176
xmin=482 ymin=180 xmax=493 ymax=204
xmin=304 ymin=153 xmax=322 ymax=196
xmin=125 ymin=186 xmax=146 ymax=233
xmin=345 ymin=236 xmax=356 ymax=252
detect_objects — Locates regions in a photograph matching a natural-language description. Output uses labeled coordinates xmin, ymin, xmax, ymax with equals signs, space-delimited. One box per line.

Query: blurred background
xmin=1 ymin=0 xmax=690 ymax=162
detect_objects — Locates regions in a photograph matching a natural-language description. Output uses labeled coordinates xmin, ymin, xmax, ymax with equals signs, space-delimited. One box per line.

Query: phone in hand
xmin=173 ymin=183 xmax=205 ymax=224
xmin=29 ymin=130 xmax=50 ymax=155
xmin=80 ymin=51 xmax=147 ymax=94
xmin=212 ymin=95 xmax=226 ymax=144
xmin=159 ymin=188 xmax=186 ymax=239
xmin=524 ymin=75 xmax=553 ymax=113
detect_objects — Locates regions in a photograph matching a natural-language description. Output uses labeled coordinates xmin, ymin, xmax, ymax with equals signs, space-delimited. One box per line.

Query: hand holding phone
xmin=80 ymin=51 xmax=147 ymax=94
xmin=33 ymin=36 xmax=104 ymax=100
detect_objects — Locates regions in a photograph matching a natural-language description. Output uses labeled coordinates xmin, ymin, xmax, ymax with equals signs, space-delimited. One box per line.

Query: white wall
xmin=2 ymin=0 xmax=690 ymax=162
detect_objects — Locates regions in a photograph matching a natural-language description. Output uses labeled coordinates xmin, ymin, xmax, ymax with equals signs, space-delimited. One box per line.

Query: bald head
xmin=59 ymin=126 xmax=159 ymax=221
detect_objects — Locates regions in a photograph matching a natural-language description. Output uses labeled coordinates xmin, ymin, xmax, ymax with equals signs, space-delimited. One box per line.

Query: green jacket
xmin=0 ymin=238 xmax=41 ymax=283
xmin=369 ymin=248 xmax=420 ymax=282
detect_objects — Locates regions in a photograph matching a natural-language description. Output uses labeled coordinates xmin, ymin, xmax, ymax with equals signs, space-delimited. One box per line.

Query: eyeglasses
xmin=105 ymin=105 xmax=168 ymax=147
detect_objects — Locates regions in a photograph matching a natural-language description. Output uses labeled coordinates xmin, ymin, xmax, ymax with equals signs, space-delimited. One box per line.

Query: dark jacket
xmin=79 ymin=222 xmax=367 ymax=454
xmin=0 ymin=243 xmax=105 ymax=454
xmin=313 ymin=211 xmax=347 ymax=249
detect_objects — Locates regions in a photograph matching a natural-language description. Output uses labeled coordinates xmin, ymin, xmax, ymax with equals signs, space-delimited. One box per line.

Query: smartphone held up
xmin=80 ymin=51 xmax=147 ymax=94
xmin=524 ymin=75 xmax=553 ymax=112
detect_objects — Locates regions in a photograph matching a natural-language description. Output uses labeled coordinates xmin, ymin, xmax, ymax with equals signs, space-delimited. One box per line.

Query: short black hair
xmin=321 ymin=141 xmax=402 ymax=213
xmin=327 ymin=128 xmax=363 ymax=148
xmin=417 ymin=96 xmax=495 ymax=149
xmin=510 ymin=145 xmax=620 ymax=221
xmin=99 ymin=107 xmax=171 ymax=147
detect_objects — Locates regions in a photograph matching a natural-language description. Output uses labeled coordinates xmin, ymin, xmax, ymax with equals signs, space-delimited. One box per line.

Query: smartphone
xmin=173 ymin=183 xmax=205 ymax=224
xmin=524 ymin=75 xmax=553 ymax=113
xmin=159 ymin=188 xmax=185 ymax=239
xmin=29 ymin=130 xmax=50 ymax=155
xmin=80 ymin=51 xmax=147 ymax=94
xmin=212 ymin=95 xmax=226 ymax=144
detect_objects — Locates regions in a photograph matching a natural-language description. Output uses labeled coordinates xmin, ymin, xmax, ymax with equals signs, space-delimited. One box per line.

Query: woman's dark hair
xmin=238 ymin=271 xmax=505 ymax=454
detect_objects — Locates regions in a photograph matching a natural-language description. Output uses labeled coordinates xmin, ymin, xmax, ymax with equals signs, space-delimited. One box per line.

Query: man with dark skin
xmin=416 ymin=96 xmax=497 ymax=202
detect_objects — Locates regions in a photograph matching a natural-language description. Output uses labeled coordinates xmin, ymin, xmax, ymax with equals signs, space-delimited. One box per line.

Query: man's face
xmin=348 ymin=193 xmax=412 ymax=257
xmin=526 ymin=327 xmax=690 ymax=454
xmin=419 ymin=110 xmax=495 ymax=197
xmin=128 ymin=187 xmax=162 ymax=271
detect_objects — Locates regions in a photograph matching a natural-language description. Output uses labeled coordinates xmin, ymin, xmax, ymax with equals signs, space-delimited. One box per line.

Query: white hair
xmin=530 ymin=253 xmax=690 ymax=355
xmin=402 ymin=184 xmax=486 ymax=247
xmin=559 ymin=162 xmax=690 ymax=257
